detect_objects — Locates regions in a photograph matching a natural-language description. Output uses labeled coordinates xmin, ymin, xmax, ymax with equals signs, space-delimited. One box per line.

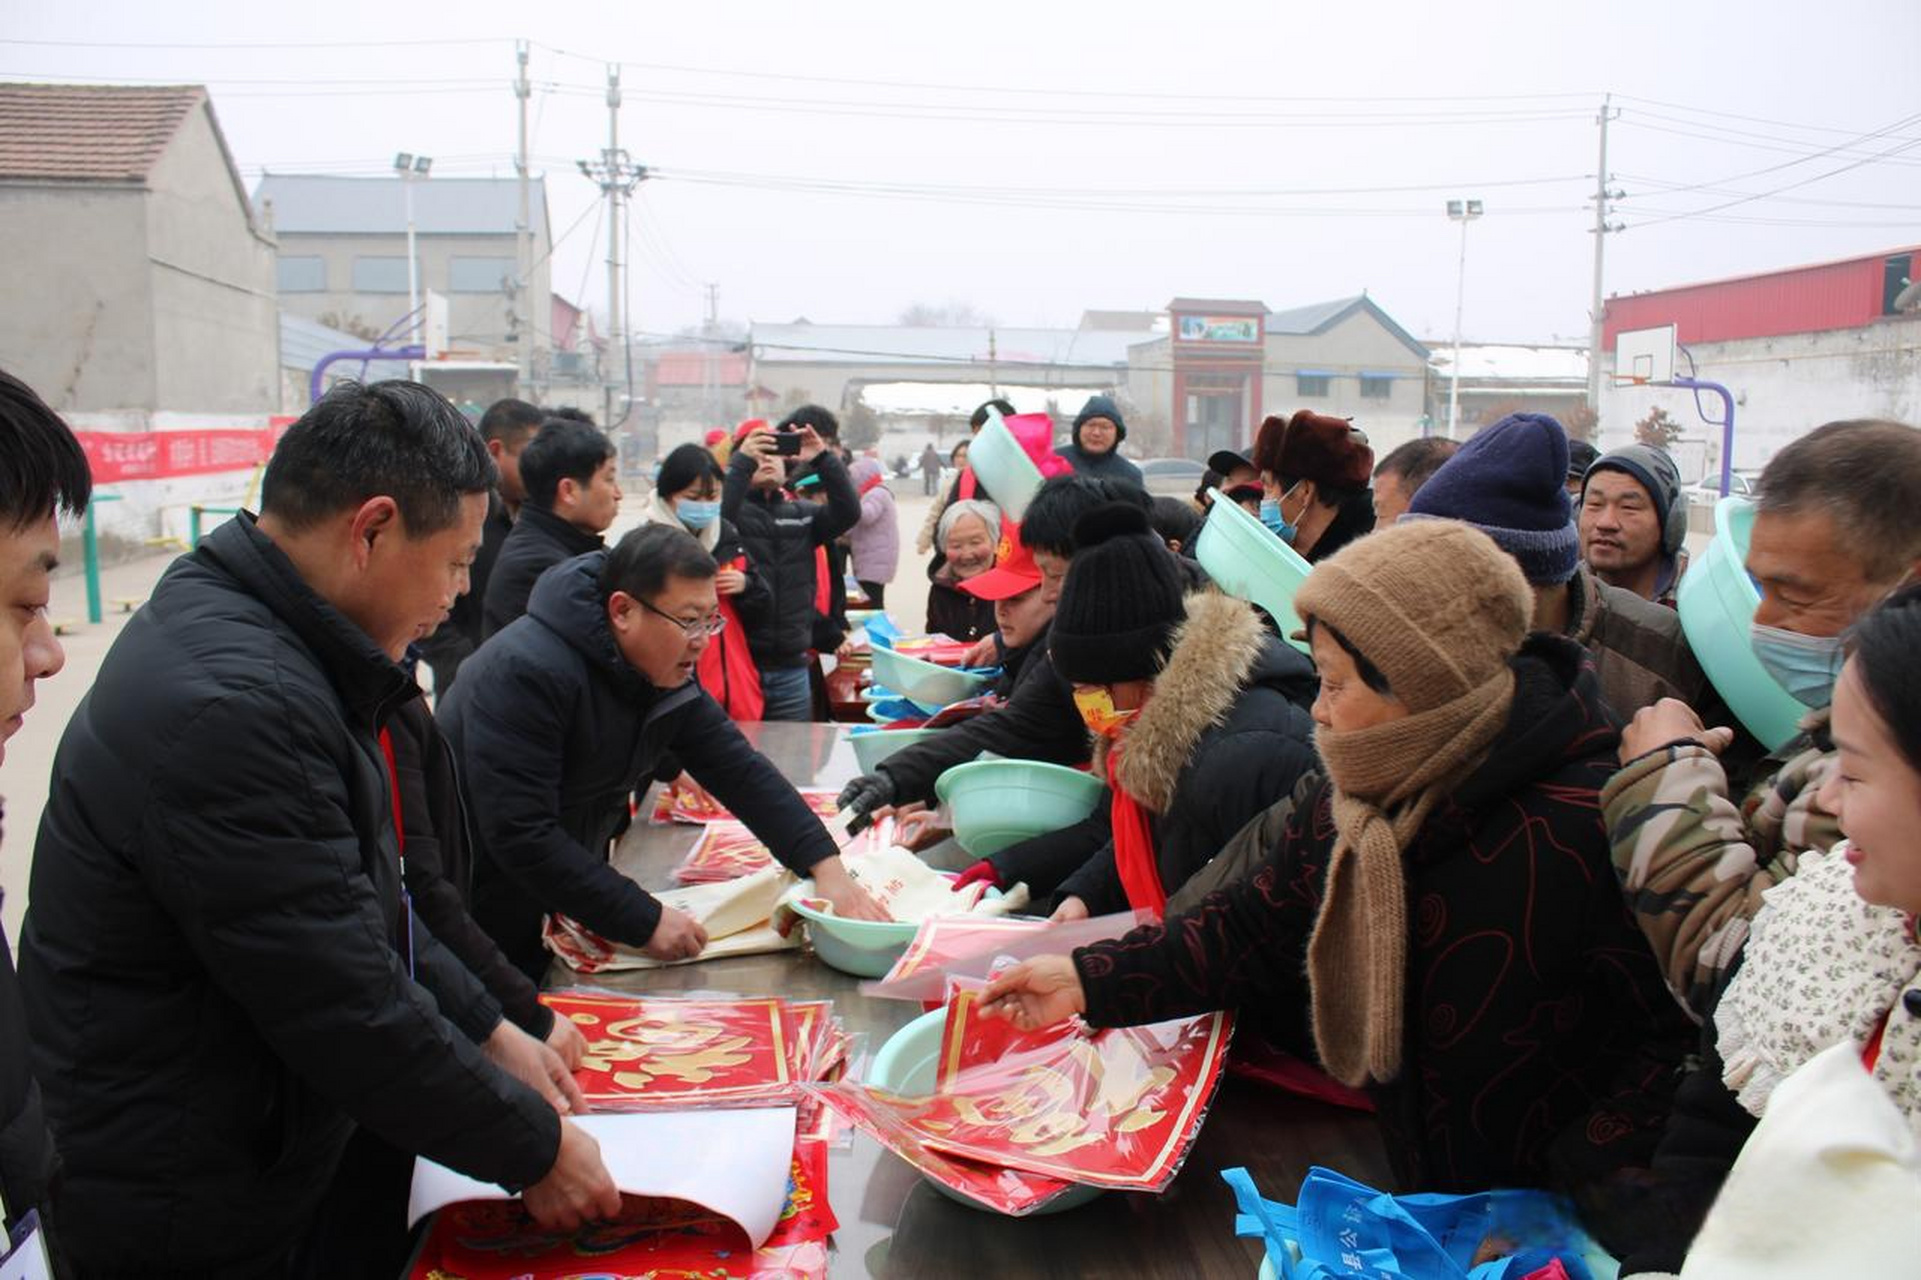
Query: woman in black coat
xmin=984 ymin=522 xmax=1693 ymax=1254
xmin=924 ymin=498 xmax=1001 ymax=642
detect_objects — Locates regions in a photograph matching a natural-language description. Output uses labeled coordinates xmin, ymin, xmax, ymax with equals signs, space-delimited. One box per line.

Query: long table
xmin=560 ymin=722 xmax=1395 ymax=1278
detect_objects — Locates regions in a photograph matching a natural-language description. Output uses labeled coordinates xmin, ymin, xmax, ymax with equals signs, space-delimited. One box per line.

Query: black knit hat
xmin=1048 ymin=503 xmax=1187 ymax=685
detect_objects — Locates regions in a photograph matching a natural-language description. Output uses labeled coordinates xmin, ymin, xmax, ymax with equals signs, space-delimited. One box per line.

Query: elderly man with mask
xmin=1602 ymin=418 xmax=1921 ymax=1021
xmin=1578 ymin=443 xmax=1688 ymax=607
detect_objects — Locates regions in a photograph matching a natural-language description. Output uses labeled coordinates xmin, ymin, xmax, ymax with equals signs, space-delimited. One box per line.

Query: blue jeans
xmin=759 ymin=664 xmax=813 ymax=722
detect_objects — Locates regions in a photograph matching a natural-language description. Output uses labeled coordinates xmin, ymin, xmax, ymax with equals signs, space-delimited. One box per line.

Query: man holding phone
xmin=721 ymin=419 xmax=858 ymax=720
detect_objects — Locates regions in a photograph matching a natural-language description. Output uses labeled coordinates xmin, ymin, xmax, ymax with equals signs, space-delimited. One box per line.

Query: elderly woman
xmin=925 ymin=498 xmax=1001 ymax=642
xmin=983 ymin=520 xmax=1693 ymax=1252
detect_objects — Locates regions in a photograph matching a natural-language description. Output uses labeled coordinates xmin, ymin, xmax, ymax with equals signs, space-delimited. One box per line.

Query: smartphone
xmin=774 ymin=430 xmax=803 ymax=457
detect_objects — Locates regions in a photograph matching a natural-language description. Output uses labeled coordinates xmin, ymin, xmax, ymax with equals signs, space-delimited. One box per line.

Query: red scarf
xmin=1105 ymin=746 xmax=1165 ymax=917
xmin=858 ymin=472 xmax=886 ymax=497
xmin=958 ymin=467 xmax=978 ymax=500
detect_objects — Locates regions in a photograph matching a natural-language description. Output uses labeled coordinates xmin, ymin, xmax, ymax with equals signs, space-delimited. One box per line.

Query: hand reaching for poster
xmin=523 ymin=1119 xmax=622 ymax=1231
xmin=485 ymin=1020 xmax=589 ymax=1116
xmin=979 ymin=956 xmax=1087 ymax=1031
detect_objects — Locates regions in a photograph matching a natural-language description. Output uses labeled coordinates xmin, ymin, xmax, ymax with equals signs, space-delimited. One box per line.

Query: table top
xmin=559 ymin=722 xmax=1395 ymax=1279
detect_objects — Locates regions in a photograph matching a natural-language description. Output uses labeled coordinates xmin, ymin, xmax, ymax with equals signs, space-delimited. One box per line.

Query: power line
xmin=0 ymin=35 xmax=508 ymax=50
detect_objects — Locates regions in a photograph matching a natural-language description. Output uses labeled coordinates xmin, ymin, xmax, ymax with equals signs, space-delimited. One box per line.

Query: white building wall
xmin=1598 ymin=320 xmax=1921 ymax=477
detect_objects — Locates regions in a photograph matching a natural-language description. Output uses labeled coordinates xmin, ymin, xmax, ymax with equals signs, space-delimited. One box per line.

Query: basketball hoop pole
xmin=1669 ymin=377 xmax=1736 ymax=497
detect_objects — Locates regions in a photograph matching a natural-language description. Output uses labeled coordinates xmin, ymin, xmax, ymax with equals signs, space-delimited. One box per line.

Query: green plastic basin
xmin=934 ymin=759 xmax=1105 ymax=857
xmin=1676 ymin=497 xmax=1806 ymax=751
xmin=1193 ymin=495 xmax=1313 ymax=653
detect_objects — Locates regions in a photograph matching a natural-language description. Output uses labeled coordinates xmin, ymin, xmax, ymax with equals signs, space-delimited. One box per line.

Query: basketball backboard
xmin=1614 ymin=324 xmax=1676 ymax=386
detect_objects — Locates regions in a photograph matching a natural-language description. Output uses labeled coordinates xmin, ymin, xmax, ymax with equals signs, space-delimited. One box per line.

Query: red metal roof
xmin=1603 ymin=246 xmax=1918 ymax=349
xmin=0 ymin=83 xmax=204 ymax=182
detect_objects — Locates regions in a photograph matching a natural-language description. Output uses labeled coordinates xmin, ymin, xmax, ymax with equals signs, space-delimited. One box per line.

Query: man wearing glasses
xmin=441 ymin=524 xmax=886 ymax=977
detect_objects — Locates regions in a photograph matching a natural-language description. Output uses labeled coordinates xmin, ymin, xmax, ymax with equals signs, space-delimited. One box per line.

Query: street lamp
xmin=394 ymin=152 xmax=433 ymax=346
xmin=1444 ymin=197 xmax=1483 ymax=439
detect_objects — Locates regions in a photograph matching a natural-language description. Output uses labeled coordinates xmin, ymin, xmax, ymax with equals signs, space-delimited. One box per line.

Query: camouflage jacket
xmin=1601 ymin=709 xmax=1841 ymax=1023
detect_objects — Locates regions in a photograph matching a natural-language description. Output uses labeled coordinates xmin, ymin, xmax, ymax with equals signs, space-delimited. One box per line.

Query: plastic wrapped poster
xmin=542 ymin=992 xmax=799 ymax=1111
xmin=860 ymin=910 xmax=1152 ymax=1004
xmin=675 ymin=812 xmax=894 ymax=885
xmin=811 ymin=1082 xmax=1079 ymax=1217
xmin=907 ymin=989 xmax=1234 ymax=1192
xmin=654 ymin=780 xmax=839 ymax=828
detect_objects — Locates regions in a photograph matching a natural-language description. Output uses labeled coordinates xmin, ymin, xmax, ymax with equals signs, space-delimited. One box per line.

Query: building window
xmin=1296 ymin=373 xmax=1330 ymax=397
xmin=352 ymin=256 xmax=410 ymax=294
xmin=1359 ymin=375 xmax=1393 ymax=400
xmin=449 ymin=256 xmax=516 ymax=294
xmin=277 ymin=256 xmax=326 ymax=293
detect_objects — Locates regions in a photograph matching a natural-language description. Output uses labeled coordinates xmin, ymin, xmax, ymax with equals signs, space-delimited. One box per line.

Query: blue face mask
xmin=676 ymin=498 xmax=720 ymax=530
xmin=1749 ymin=621 xmax=1844 ymax=708
xmin=1258 ymin=484 xmax=1301 ymax=544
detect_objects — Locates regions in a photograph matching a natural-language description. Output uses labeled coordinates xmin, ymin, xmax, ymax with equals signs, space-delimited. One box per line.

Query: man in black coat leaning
xmin=441 ymin=525 xmax=888 ymax=977
xmin=482 ymin=415 xmax=622 ymax=638
xmin=418 ymin=396 xmax=542 ymax=691
xmin=19 ymin=382 xmax=620 ymax=1275
xmin=0 ymin=369 xmax=90 ymax=1272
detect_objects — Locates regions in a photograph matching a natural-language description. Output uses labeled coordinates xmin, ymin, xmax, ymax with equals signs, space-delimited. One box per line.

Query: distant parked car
xmin=1687 ymin=471 xmax=1759 ymax=503
xmin=1138 ymin=456 xmax=1208 ymax=497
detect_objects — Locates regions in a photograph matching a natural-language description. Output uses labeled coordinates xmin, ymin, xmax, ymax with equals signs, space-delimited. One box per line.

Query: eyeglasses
xmin=636 ymin=596 xmax=727 ymax=640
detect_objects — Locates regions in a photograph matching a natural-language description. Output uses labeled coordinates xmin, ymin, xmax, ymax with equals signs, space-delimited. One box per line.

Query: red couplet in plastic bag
xmin=906 ymin=988 xmax=1233 ymax=1192
xmin=541 ymin=992 xmax=798 ymax=1111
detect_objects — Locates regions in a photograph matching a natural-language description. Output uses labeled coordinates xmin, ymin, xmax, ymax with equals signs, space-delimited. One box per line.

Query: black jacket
xmin=925 ymin=568 xmax=998 ymax=643
xmin=0 ymin=895 xmax=54 ymax=1249
xmin=18 ymin=516 xmax=557 ymax=1275
xmin=385 ymin=696 xmax=555 ymax=1041
xmin=1055 ymin=443 xmax=1145 ymax=489
xmin=877 ymin=628 xmax=1089 ymax=806
xmin=419 ymin=489 xmax=513 ymax=687
xmin=481 ymin=502 xmax=603 ymax=639
xmin=721 ymin=451 xmax=859 ymax=669
xmin=1071 ymin=637 xmax=1693 ymax=1227
xmin=1000 ymin=593 xmax=1320 ymax=906
xmin=441 ymin=551 xmax=843 ymax=978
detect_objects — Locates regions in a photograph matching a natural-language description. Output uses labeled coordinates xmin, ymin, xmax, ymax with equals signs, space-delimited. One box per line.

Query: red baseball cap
xmin=958 ymin=520 xmax=1043 ymax=601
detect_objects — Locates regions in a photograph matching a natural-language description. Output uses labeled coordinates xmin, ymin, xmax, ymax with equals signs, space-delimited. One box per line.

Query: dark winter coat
xmin=1054 ymin=442 xmax=1144 ymax=489
xmin=0 ymin=894 xmax=54 ymax=1248
xmin=385 ymin=696 xmax=554 ymax=1040
xmin=440 ymin=551 xmax=842 ymax=978
xmin=481 ymin=501 xmax=604 ymax=639
xmin=998 ymin=592 xmax=1320 ymax=905
xmin=419 ymin=489 xmax=513 ymax=688
xmin=876 ymin=628 xmax=1089 ymax=806
xmin=721 ymin=451 xmax=859 ymax=669
xmin=924 ymin=567 xmax=998 ymax=643
xmin=1071 ymin=635 xmax=1694 ymax=1213
xmin=18 ymin=516 xmax=558 ymax=1276
xmin=1301 ymin=487 xmax=1376 ymax=564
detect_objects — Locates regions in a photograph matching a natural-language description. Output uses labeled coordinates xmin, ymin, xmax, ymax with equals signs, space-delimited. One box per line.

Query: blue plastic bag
xmin=1222 ymin=1166 xmax=1618 ymax=1280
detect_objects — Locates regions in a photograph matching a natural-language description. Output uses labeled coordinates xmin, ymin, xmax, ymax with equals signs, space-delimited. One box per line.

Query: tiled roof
xmin=0 ymin=82 xmax=204 ymax=182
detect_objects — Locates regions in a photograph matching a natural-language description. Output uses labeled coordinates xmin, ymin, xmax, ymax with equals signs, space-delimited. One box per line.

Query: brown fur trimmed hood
xmin=1092 ymin=590 xmax=1273 ymax=813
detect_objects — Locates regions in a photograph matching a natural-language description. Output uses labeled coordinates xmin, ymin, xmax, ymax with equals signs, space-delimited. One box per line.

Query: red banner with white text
xmin=75 ymin=425 xmax=290 ymax=485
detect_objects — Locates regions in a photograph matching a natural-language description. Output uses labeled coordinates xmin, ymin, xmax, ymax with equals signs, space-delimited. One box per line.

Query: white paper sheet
xmin=406 ymin=1107 xmax=798 ymax=1246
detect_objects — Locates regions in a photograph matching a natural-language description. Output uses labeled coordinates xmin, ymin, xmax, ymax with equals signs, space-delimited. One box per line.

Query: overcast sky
xmin=6 ymin=0 xmax=1918 ymax=346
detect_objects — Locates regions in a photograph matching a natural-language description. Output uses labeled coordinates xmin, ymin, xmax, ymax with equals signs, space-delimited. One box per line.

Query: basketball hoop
xmin=1613 ymin=325 xmax=1676 ymax=388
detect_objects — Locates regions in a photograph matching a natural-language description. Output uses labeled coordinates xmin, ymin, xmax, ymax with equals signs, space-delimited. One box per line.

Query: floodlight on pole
xmin=394 ymin=152 xmax=433 ymax=349
xmin=1444 ymin=197 xmax=1483 ymax=439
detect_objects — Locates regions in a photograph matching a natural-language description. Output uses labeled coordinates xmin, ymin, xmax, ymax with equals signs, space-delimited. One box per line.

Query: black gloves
xmin=836 ymin=771 xmax=896 ymax=821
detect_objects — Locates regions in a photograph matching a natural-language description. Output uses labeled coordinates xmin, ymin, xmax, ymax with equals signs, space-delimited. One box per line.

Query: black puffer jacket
xmin=481 ymin=502 xmax=604 ymax=638
xmin=0 ymin=897 xmax=55 ymax=1251
xmin=1072 ymin=636 xmax=1693 ymax=1239
xmin=18 ymin=516 xmax=557 ymax=1275
xmin=876 ymin=627 xmax=1088 ymax=806
xmin=1001 ymin=592 xmax=1320 ymax=906
xmin=722 ymin=451 xmax=859 ymax=669
xmin=441 ymin=551 xmax=842 ymax=977
xmin=420 ymin=488 xmax=513 ymax=688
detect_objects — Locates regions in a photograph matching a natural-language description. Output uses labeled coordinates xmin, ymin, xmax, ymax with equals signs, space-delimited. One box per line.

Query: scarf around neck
xmin=1305 ymin=666 xmax=1514 ymax=1086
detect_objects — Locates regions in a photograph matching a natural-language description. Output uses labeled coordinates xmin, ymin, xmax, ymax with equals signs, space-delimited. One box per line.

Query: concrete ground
xmin=0 ymin=484 xmax=942 ymax=945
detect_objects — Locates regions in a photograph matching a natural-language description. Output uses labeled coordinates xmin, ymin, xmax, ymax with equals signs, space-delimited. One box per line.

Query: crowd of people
xmin=1 ymin=359 xmax=1918 ymax=1276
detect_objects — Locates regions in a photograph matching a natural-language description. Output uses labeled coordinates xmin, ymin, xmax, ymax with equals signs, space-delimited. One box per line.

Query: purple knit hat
xmin=1402 ymin=412 xmax=1579 ymax=585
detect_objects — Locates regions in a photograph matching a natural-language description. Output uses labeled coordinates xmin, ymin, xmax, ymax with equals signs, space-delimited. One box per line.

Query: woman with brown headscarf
xmin=983 ymin=519 xmax=1693 ymax=1251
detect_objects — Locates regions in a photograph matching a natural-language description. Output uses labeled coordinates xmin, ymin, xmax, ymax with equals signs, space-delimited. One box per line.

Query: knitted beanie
xmin=1293 ymin=520 xmax=1531 ymax=1086
xmin=1073 ymin=394 xmax=1128 ymax=446
xmin=1047 ymin=503 xmax=1186 ymax=684
xmin=1294 ymin=519 xmax=1532 ymax=713
xmin=1585 ymin=442 xmax=1685 ymax=557
xmin=1404 ymin=411 xmax=1579 ymax=585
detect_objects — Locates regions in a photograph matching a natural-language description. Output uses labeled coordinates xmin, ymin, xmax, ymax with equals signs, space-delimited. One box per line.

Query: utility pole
xmin=577 ymin=64 xmax=647 ymax=428
xmin=1587 ymin=94 xmax=1624 ymax=419
xmin=514 ymin=40 xmax=534 ymax=395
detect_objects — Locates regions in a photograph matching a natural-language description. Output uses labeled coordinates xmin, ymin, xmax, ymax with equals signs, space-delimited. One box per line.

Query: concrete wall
xmin=64 ymin=409 xmax=272 ymax=546
xmin=1262 ymin=312 xmax=1428 ymax=454
xmin=146 ymin=104 xmax=279 ymax=413
xmin=0 ymin=184 xmax=154 ymax=411
xmin=274 ymin=229 xmax=553 ymax=358
xmin=1597 ymin=318 xmax=1921 ymax=475
xmin=756 ymin=360 xmax=1122 ymax=421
